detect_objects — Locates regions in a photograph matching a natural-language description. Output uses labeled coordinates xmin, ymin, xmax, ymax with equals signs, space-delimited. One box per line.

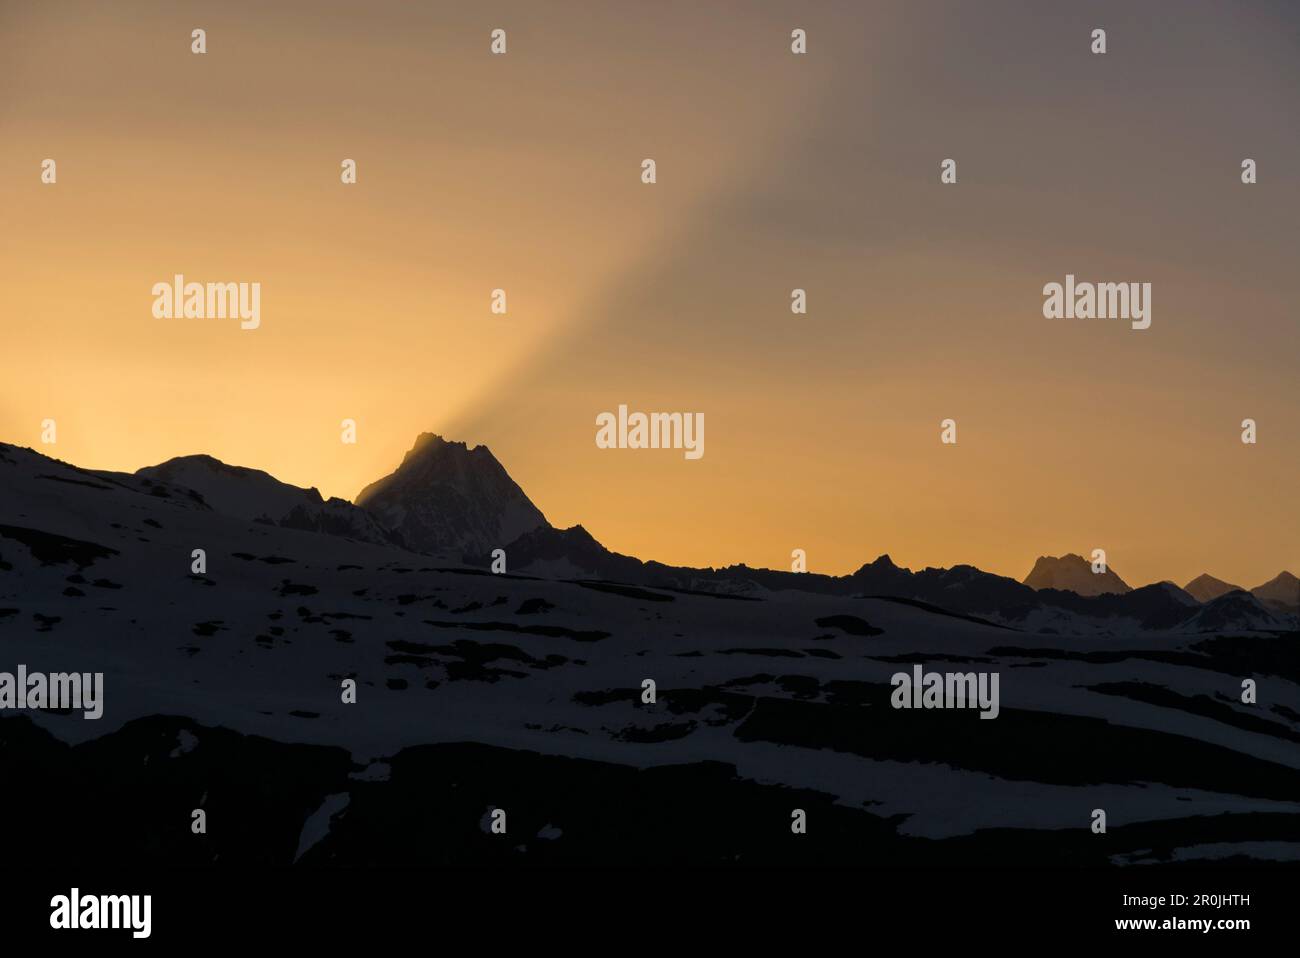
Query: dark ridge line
xmin=36 ymin=473 xmax=114 ymax=491
xmin=571 ymin=581 xmax=675 ymax=603
xmin=864 ymin=595 xmax=1018 ymax=630
xmin=431 ymin=567 xmax=543 ymax=581
xmin=648 ymin=583 xmax=762 ymax=602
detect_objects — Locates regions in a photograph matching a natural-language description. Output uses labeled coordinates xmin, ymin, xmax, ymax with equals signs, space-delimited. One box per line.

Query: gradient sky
xmin=2 ymin=0 xmax=1297 ymax=588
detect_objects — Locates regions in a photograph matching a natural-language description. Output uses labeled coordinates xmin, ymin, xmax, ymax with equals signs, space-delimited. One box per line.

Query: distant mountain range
xmin=1022 ymin=553 xmax=1131 ymax=596
xmin=1249 ymin=570 xmax=1300 ymax=613
xmin=3 ymin=433 xmax=1296 ymax=634
xmin=1182 ymin=573 xmax=1245 ymax=603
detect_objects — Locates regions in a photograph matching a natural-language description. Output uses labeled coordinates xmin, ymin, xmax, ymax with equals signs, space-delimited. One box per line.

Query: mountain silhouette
xmin=1023 ymin=554 xmax=1131 ymax=596
xmin=355 ymin=434 xmax=549 ymax=557
xmin=1182 ymin=590 xmax=1288 ymax=632
xmin=4 ymin=434 xmax=1294 ymax=635
xmin=493 ymin=523 xmax=647 ymax=581
xmin=137 ymin=454 xmax=394 ymax=545
xmin=1250 ymin=570 xmax=1300 ymax=612
xmin=1183 ymin=573 xmax=1245 ymax=603
xmin=5 ymin=432 xmax=1298 ymax=871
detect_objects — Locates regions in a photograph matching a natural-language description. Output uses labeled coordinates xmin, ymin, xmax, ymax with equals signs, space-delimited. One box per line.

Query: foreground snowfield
xmin=2 ymin=442 xmax=1297 ymax=865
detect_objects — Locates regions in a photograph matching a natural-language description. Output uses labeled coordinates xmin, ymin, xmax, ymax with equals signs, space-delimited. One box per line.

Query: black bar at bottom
xmin=6 ymin=865 xmax=1295 ymax=944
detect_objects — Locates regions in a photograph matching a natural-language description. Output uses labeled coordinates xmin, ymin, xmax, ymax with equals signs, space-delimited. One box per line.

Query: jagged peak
xmin=356 ymin=432 xmax=549 ymax=554
xmin=1023 ymin=552 xmax=1130 ymax=596
xmin=851 ymin=553 xmax=909 ymax=576
xmin=1030 ymin=552 xmax=1088 ymax=568
xmin=400 ymin=433 xmax=495 ymax=466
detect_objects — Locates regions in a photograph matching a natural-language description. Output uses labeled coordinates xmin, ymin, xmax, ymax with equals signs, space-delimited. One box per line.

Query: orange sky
xmin=2 ymin=1 xmax=1297 ymax=588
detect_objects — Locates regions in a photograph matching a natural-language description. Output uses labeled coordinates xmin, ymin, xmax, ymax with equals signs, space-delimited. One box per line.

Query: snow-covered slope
xmin=135 ymin=455 xmax=395 ymax=546
xmin=1183 ymin=591 xmax=1290 ymax=633
xmin=2 ymin=440 xmax=1297 ymax=866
